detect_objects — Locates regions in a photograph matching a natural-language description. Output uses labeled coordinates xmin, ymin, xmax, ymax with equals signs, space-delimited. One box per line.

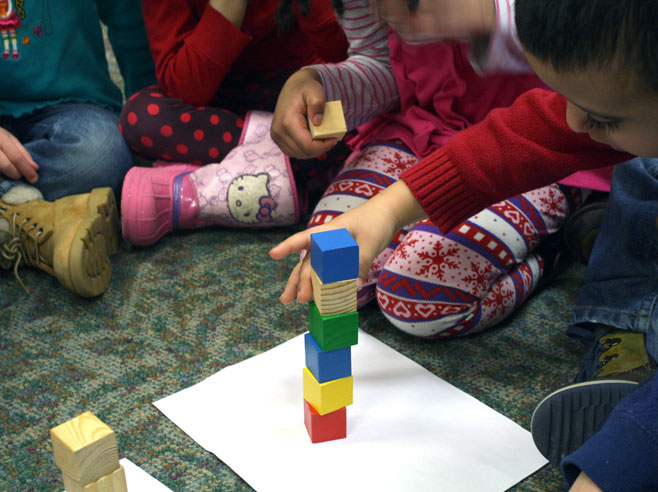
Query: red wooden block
xmin=303 ymin=399 xmax=346 ymax=443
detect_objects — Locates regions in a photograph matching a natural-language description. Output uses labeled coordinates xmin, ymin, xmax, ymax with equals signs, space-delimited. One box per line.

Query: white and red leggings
xmin=308 ymin=143 xmax=584 ymax=338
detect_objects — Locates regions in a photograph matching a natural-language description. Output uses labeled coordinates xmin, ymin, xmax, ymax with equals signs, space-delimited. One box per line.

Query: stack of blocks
xmin=303 ymin=228 xmax=359 ymax=443
xmin=50 ymin=412 xmax=128 ymax=492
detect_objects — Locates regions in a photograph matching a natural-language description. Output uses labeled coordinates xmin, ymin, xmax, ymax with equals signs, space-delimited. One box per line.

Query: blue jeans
xmin=0 ymin=103 xmax=132 ymax=201
xmin=569 ymin=157 xmax=658 ymax=361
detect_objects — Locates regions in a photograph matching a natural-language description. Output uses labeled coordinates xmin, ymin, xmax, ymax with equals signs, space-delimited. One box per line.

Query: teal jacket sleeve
xmin=95 ymin=0 xmax=157 ymax=98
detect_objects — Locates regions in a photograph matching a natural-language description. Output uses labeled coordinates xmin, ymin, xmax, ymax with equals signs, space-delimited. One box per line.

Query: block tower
xmin=50 ymin=412 xmax=128 ymax=492
xmin=303 ymin=228 xmax=359 ymax=443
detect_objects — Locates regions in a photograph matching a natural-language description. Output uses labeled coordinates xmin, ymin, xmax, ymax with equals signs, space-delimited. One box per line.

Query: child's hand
xmin=374 ymin=0 xmax=495 ymax=44
xmin=269 ymin=180 xmax=428 ymax=304
xmin=271 ymin=68 xmax=339 ymax=159
xmin=0 ymin=127 xmax=39 ymax=183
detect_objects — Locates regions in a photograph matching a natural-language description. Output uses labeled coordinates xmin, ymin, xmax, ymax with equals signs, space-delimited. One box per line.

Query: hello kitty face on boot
xmin=227 ymin=173 xmax=279 ymax=224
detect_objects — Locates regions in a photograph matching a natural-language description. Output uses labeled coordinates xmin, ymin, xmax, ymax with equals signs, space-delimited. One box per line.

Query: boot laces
xmin=0 ymin=206 xmax=52 ymax=293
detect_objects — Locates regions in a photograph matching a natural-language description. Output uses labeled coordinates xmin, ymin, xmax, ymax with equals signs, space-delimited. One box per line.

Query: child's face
xmin=526 ymin=52 xmax=658 ymax=158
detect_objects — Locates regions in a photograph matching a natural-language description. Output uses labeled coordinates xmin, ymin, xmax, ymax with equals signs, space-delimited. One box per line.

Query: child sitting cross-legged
xmin=272 ymin=1 xmax=658 ymax=491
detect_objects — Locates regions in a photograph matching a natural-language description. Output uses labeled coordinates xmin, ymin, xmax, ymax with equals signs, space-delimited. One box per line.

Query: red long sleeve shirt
xmin=401 ymin=89 xmax=634 ymax=233
xmin=142 ymin=0 xmax=348 ymax=106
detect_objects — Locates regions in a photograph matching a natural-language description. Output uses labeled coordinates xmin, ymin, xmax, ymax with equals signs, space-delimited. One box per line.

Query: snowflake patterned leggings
xmin=308 ymin=143 xmax=585 ymax=339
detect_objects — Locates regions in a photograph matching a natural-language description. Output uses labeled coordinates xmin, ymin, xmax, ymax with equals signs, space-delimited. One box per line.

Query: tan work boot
xmin=0 ymin=188 xmax=119 ymax=297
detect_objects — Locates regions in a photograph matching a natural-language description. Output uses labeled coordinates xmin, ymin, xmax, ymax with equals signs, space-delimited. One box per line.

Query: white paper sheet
xmin=121 ymin=459 xmax=172 ymax=491
xmin=155 ymin=331 xmax=547 ymax=492
xmin=62 ymin=459 xmax=172 ymax=492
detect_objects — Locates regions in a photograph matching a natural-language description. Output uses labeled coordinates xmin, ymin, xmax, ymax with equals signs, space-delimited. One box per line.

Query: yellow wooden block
xmin=311 ymin=269 xmax=357 ymax=316
xmin=50 ymin=412 xmax=120 ymax=486
xmin=308 ymin=100 xmax=347 ymax=140
xmin=303 ymin=367 xmax=353 ymax=415
xmin=62 ymin=465 xmax=127 ymax=492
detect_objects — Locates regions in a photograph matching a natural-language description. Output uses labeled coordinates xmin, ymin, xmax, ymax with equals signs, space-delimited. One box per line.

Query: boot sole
xmin=530 ymin=379 xmax=638 ymax=465
xmin=88 ymin=188 xmax=119 ymax=256
xmin=64 ymin=213 xmax=112 ymax=297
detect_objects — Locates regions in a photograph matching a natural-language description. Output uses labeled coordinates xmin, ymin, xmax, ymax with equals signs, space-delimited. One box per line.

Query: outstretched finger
xmin=269 ymin=229 xmax=313 ymax=260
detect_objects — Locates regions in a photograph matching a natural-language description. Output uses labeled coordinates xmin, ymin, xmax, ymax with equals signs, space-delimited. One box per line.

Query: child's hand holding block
xmin=308 ymin=100 xmax=347 ymax=140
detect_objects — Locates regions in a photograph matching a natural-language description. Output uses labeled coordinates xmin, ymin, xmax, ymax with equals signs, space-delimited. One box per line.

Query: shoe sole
xmin=530 ymin=379 xmax=638 ymax=465
xmin=87 ymin=188 xmax=119 ymax=256
xmin=66 ymin=213 xmax=112 ymax=297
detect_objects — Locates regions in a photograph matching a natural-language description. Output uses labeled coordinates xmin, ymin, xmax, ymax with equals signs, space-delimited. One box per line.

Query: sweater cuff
xmin=187 ymin=5 xmax=251 ymax=68
xmin=400 ymin=149 xmax=487 ymax=233
xmin=562 ymin=411 xmax=658 ymax=491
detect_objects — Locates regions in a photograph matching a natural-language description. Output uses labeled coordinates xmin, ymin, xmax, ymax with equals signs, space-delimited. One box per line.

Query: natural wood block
xmin=308 ymin=302 xmax=358 ymax=352
xmin=308 ymin=100 xmax=347 ymax=140
xmin=50 ymin=412 xmax=120 ymax=486
xmin=311 ymin=269 xmax=357 ymax=316
xmin=303 ymin=367 xmax=353 ymax=415
xmin=304 ymin=399 xmax=346 ymax=443
xmin=62 ymin=465 xmax=127 ymax=492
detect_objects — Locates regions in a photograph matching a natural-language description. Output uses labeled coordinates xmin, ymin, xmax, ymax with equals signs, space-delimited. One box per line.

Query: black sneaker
xmin=563 ymin=199 xmax=608 ymax=264
xmin=531 ymin=379 xmax=639 ymax=465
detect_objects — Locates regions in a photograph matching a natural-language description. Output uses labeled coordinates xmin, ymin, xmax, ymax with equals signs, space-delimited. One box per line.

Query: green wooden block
xmin=309 ymin=301 xmax=358 ymax=351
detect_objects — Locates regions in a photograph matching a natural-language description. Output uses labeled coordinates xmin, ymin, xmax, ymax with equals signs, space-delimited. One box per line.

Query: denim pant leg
xmin=0 ymin=103 xmax=132 ymax=201
xmin=569 ymin=157 xmax=658 ymax=361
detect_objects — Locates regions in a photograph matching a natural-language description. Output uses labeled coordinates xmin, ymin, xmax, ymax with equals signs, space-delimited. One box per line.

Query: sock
xmin=2 ymin=184 xmax=43 ymax=205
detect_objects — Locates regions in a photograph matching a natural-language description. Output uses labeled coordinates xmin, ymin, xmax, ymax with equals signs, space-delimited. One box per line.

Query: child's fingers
xmin=296 ymin=257 xmax=315 ymax=303
xmin=303 ymin=86 xmax=326 ymax=127
xmin=279 ymin=261 xmax=303 ymax=305
xmin=269 ymin=229 xmax=313 ymax=260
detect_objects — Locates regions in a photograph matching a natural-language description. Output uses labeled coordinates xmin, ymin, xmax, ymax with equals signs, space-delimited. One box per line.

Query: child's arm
xmin=375 ymin=0 xmax=531 ymax=74
xmin=271 ymin=0 xmax=397 ymax=158
xmin=270 ymin=180 xmax=427 ymax=304
xmin=95 ymin=0 xmax=157 ymax=99
xmin=307 ymin=0 xmax=398 ymax=131
xmin=141 ymin=0 xmax=251 ymax=106
xmin=400 ymin=89 xmax=632 ymax=233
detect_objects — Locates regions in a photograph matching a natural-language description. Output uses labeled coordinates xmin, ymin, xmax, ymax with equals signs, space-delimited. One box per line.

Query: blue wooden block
xmin=310 ymin=228 xmax=359 ymax=283
xmin=305 ymin=332 xmax=351 ymax=383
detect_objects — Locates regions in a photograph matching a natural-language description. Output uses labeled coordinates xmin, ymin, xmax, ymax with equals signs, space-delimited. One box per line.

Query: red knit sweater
xmin=142 ymin=0 xmax=348 ymax=106
xmin=401 ymin=89 xmax=634 ymax=233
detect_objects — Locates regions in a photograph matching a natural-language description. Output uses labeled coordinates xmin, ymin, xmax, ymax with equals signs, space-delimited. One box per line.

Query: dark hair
xmin=276 ymin=0 xmax=345 ymax=30
xmin=515 ymin=0 xmax=658 ymax=91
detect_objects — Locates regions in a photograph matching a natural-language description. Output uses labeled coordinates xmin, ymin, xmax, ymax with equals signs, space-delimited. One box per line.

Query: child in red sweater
xmin=118 ymin=0 xmax=348 ymax=245
xmin=272 ymin=1 xmax=658 ymax=491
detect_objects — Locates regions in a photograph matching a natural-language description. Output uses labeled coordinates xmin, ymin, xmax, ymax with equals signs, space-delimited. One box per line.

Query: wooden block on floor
xmin=310 ymin=228 xmax=359 ymax=284
xmin=50 ymin=412 xmax=120 ymax=486
xmin=304 ymin=332 xmax=351 ymax=383
xmin=308 ymin=100 xmax=347 ymax=140
xmin=311 ymin=270 xmax=357 ymax=316
xmin=303 ymin=367 xmax=353 ymax=415
xmin=309 ymin=302 xmax=358 ymax=352
xmin=304 ymin=399 xmax=346 ymax=443
xmin=62 ymin=465 xmax=127 ymax=492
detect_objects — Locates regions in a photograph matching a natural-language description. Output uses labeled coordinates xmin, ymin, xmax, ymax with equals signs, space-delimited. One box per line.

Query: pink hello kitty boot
xmin=120 ymin=111 xmax=300 ymax=246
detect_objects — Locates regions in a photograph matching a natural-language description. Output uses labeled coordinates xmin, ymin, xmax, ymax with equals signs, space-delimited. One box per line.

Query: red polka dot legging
xmin=119 ymin=70 xmax=350 ymax=192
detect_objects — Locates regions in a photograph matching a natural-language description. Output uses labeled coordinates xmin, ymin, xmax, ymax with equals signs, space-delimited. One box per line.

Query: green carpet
xmin=0 ymin=223 xmax=587 ymax=491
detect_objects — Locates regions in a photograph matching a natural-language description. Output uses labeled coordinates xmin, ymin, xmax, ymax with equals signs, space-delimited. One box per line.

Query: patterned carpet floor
xmin=0 ymin=222 xmax=587 ymax=491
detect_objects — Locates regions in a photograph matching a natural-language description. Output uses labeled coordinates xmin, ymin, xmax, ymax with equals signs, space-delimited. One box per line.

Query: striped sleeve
xmin=308 ymin=0 xmax=398 ymax=130
xmin=469 ymin=0 xmax=532 ymax=74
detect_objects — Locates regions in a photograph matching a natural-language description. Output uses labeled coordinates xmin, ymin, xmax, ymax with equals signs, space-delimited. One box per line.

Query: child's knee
xmin=375 ymin=280 xmax=480 ymax=338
